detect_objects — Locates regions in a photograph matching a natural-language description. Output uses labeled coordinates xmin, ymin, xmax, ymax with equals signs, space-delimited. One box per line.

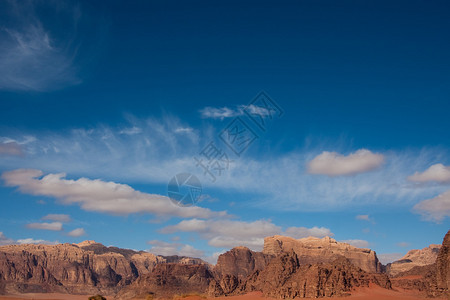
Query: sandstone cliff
xmin=0 ymin=241 xmax=206 ymax=295
xmin=263 ymin=235 xmax=382 ymax=273
xmin=214 ymin=246 xmax=274 ymax=280
xmin=386 ymin=244 xmax=441 ymax=276
xmin=115 ymin=263 xmax=213 ymax=300
xmin=210 ymin=250 xmax=391 ymax=298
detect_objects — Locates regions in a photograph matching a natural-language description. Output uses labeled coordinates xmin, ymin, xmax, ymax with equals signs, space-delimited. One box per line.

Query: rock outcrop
xmin=263 ymin=235 xmax=382 ymax=273
xmin=210 ymin=250 xmax=391 ymax=298
xmin=0 ymin=241 xmax=206 ymax=295
xmin=214 ymin=246 xmax=274 ymax=280
xmin=386 ymin=244 xmax=441 ymax=276
xmin=115 ymin=263 xmax=214 ymax=300
xmin=436 ymin=230 xmax=450 ymax=297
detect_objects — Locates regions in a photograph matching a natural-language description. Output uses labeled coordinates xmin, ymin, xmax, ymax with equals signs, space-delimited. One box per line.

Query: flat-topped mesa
xmin=263 ymin=235 xmax=382 ymax=273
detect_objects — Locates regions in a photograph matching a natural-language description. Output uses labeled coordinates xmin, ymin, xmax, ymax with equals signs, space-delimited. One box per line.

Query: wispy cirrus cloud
xmin=199 ymin=106 xmax=243 ymax=120
xmin=0 ymin=1 xmax=82 ymax=91
xmin=0 ymin=116 xmax=448 ymax=214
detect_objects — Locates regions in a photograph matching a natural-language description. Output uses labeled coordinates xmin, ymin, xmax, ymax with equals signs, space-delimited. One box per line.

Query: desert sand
xmin=0 ymin=286 xmax=447 ymax=300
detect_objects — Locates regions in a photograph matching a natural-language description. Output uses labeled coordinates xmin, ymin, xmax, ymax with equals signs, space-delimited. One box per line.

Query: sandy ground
xmin=0 ymin=286 xmax=447 ymax=300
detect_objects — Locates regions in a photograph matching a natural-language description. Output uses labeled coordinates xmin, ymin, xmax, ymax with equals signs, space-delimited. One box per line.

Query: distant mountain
xmin=386 ymin=243 xmax=441 ymax=276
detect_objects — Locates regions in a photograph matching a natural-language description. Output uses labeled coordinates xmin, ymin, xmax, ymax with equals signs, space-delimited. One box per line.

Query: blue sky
xmin=0 ymin=0 xmax=449 ymax=264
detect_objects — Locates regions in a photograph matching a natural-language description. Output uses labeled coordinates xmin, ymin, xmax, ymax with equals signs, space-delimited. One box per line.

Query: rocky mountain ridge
xmin=1 ymin=231 xmax=449 ymax=299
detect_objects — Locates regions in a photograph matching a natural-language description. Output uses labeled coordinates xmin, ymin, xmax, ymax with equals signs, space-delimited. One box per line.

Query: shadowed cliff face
xmin=436 ymin=230 xmax=450 ymax=296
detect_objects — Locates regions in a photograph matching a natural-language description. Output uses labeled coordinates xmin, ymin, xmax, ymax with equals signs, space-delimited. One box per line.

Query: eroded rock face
xmin=0 ymin=241 xmax=205 ymax=295
xmin=214 ymin=246 xmax=274 ymax=280
xmin=436 ymin=230 xmax=450 ymax=296
xmin=115 ymin=263 xmax=214 ymax=300
xmin=386 ymin=244 xmax=441 ymax=276
xmin=212 ymin=251 xmax=391 ymax=298
xmin=263 ymin=235 xmax=382 ymax=273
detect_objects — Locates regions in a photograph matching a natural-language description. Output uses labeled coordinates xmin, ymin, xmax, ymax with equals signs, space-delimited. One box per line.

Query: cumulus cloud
xmin=408 ymin=164 xmax=450 ymax=183
xmin=308 ymin=149 xmax=384 ymax=176
xmin=67 ymin=228 xmax=86 ymax=237
xmin=0 ymin=1 xmax=81 ymax=91
xmin=161 ymin=219 xmax=333 ymax=251
xmin=340 ymin=239 xmax=370 ymax=248
xmin=2 ymin=169 xmax=225 ymax=219
xmin=42 ymin=214 xmax=71 ymax=223
xmin=148 ymin=240 xmax=204 ymax=258
xmin=26 ymin=221 xmax=63 ymax=231
xmin=413 ymin=190 xmax=450 ymax=222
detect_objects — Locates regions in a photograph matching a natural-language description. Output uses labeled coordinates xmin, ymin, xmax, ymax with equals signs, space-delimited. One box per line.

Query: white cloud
xmin=0 ymin=116 xmax=446 ymax=213
xmin=0 ymin=232 xmax=15 ymax=245
xmin=308 ymin=149 xmax=385 ymax=176
xmin=67 ymin=228 xmax=86 ymax=237
xmin=161 ymin=219 xmax=333 ymax=251
xmin=0 ymin=142 xmax=23 ymax=156
xmin=0 ymin=1 xmax=81 ymax=91
xmin=0 ymin=232 xmax=58 ymax=246
xmin=377 ymin=253 xmax=404 ymax=265
xmin=148 ymin=240 xmax=204 ymax=258
xmin=355 ymin=214 xmax=373 ymax=222
xmin=26 ymin=222 xmax=63 ymax=231
xmin=199 ymin=106 xmax=243 ymax=120
xmin=119 ymin=127 xmax=142 ymax=135
xmin=284 ymin=226 xmax=334 ymax=239
xmin=16 ymin=238 xmax=59 ymax=245
xmin=340 ymin=239 xmax=370 ymax=248
xmin=408 ymin=164 xmax=450 ymax=183
xmin=2 ymin=169 xmax=226 ymax=219
xmin=174 ymin=127 xmax=193 ymax=134
xmin=413 ymin=190 xmax=450 ymax=222
xmin=42 ymin=214 xmax=71 ymax=223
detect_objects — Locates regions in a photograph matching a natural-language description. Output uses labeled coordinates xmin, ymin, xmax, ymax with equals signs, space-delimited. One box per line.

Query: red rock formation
xmin=0 ymin=241 xmax=206 ymax=295
xmin=115 ymin=263 xmax=214 ymax=300
xmin=263 ymin=235 xmax=382 ymax=273
xmin=211 ymin=250 xmax=391 ymax=298
xmin=214 ymin=246 xmax=273 ymax=280
xmin=436 ymin=230 xmax=450 ymax=297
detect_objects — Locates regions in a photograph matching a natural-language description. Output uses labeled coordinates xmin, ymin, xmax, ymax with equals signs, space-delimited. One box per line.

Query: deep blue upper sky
xmin=0 ymin=0 xmax=449 ymax=263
